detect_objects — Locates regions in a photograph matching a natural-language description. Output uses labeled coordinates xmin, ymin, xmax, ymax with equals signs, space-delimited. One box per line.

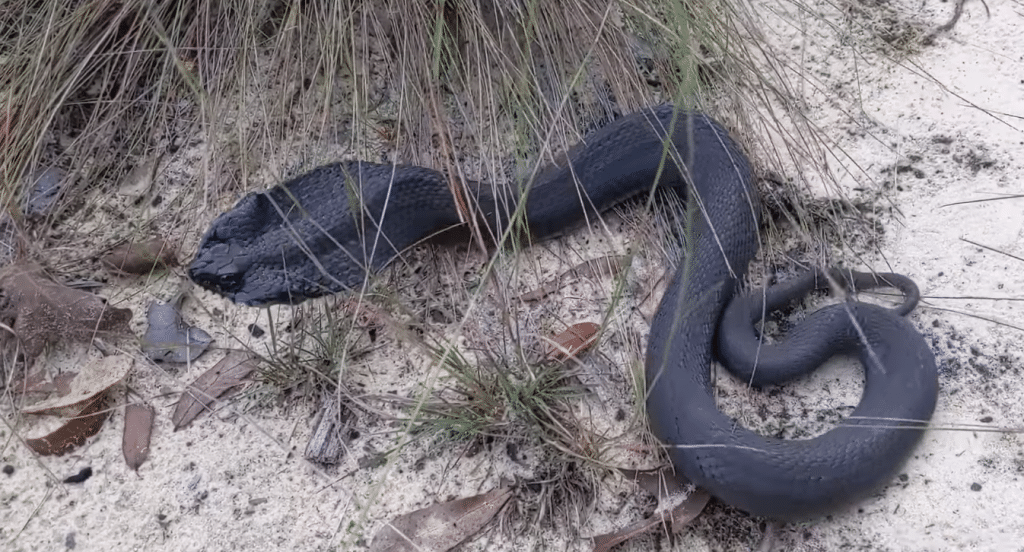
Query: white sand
xmin=3 ymin=1 xmax=1022 ymax=551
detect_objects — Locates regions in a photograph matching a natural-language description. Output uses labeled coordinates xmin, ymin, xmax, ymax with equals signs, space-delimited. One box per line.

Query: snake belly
xmin=189 ymin=104 xmax=937 ymax=519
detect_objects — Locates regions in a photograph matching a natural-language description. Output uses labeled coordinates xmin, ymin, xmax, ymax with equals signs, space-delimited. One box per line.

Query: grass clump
xmin=409 ymin=346 xmax=588 ymax=452
xmin=389 ymin=339 xmax=612 ymax=529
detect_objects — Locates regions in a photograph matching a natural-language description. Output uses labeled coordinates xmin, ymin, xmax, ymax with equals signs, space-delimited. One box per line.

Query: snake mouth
xmin=189 ymin=265 xmax=244 ymax=297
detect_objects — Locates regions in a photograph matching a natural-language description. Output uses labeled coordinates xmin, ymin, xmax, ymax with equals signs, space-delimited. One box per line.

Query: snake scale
xmin=189 ymin=104 xmax=938 ymax=519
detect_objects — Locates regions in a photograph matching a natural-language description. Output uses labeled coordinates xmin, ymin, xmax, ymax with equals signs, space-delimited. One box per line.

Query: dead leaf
xmin=25 ymin=391 xmax=110 ymax=456
xmin=172 ymin=351 xmax=257 ymax=430
xmin=370 ymin=487 xmax=512 ymax=552
xmin=6 ymin=370 xmax=77 ymax=395
xmin=101 ymin=238 xmax=177 ymax=275
xmin=142 ymin=294 xmax=212 ymax=363
xmin=665 ymin=487 xmax=710 ymax=528
xmin=22 ymin=355 xmax=132 ymax=416
xmin=519 ymin=255 xmax=630 ymax=302
xmin=123 ymin=403 xmax=155 ymax=471
xmin=590 ymin=469 xmax=710 ymax=551
xmin=0 ymin=263 xmax=132 ymax=359
xmin=620 ymin=468 xmax=710 ymax=527
xmin=591 ymin=511 xmax=665 ymax=552
xmin=548 ymin=322 xmax=600 ymax=361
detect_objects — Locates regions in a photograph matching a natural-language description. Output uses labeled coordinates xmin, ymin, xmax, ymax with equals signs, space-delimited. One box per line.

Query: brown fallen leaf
xmin=6 ymin=370 xmax=77 ymax=395
xmin=26 ymin=391 xmax=110 ymax=456
xmin=548 ymin=322 xmax=600 ymax=361
xmin=591 ymin=511 xmax=666 ymax=552
xmin=123 ymin=403 xmax=155 ymax=471
xmin=590 ymin=468 xmax=710 ymax=552
xmin=172 ymin=351 xmax=257 ymax=430
xmin=622 ymin=468 xmax=711 ymax=528
xmin=519 ymin=255 xmax=631 ymax=302
xmin=666 ymin=488 xmax=710 ymax=529
xmin=370 ymin=487 xmax=512 ymax=552
xmin=22 ymin=355 xmax=133 ymax=416
xmin=101 ymin=238 xmax=177 ymax=275
xmin=0 ymin=263 xmax=132 ymax=359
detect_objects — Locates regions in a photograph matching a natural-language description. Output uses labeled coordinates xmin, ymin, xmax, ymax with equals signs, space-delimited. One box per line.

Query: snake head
xmin=188 ymin=191 xmax=311 ymax=306
xmin=188 ymin=176 xmax=376 ymax=306
xmin=189 ymin=160 xmax=463 ymax=306
xmin=190 ymin=227 xmax=335 ymax=307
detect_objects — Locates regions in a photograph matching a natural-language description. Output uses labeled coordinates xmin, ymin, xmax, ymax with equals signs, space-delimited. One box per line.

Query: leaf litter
xmin=25 ymin=392 xmax=110 ymax=456
xmin=519 ymin=255 xmax=631 ymax=302
xmin=369 ymin=487 xmax=513 ymax=552
xmin=0 ymin=262 xmax=132 ymax=359
xmin=547 ymin=322 xmax=601 ymax=361
xmin=590 ymin=467 xmax=710 ymax=552
xmin=20 ymin=355 xmax=133 ymax=457
xmin=21 ymin=354 xmax=132 ymax=416
xmin=116 ymin=154 xmax=163 ymax=198
xmin=123 ymin=403 xmax=155 ymax=471
xmin=6 ymin=370 xmax=78 ymax=396
xmin=101 ymin=237 xmax=177 ymax=276
xmin=172 ymin=351 xmax=257 ymax=430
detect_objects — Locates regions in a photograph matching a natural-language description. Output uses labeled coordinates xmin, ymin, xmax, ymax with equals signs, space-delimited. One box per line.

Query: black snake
xmin=189 ymin=104 xmax=938 ymax=519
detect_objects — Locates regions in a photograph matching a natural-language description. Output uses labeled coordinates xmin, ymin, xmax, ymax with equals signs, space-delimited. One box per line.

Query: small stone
xmin=24 ymin=166 xmax=63 ymax=217
xmin=63 ymin=467 xmax=93 ymax=484
xmin=142 ymin=295 xmax=212 ymax=363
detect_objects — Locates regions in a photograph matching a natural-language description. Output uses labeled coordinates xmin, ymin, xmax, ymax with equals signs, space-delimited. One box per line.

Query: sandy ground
xmin=3 ymin=0 xmax=1023 ymax=551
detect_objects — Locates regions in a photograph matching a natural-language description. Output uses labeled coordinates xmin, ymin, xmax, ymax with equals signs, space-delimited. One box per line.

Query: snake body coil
xmin=189 ymin=105 xmax=937 ymax=519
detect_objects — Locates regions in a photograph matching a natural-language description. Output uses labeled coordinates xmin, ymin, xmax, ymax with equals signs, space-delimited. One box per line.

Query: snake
xmin=188 ymin=104 xmax=938 ymax=519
